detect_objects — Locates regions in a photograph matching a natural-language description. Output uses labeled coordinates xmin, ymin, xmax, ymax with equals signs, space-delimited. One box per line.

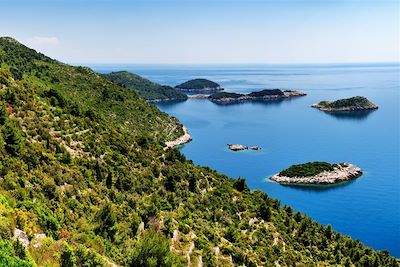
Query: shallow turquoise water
xmin=93 ymin=63 xmax=400 ymax=257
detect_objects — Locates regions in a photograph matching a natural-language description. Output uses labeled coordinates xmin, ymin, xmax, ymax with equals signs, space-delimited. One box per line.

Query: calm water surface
xmin=93 ymin=64 xmax=400 ymax=257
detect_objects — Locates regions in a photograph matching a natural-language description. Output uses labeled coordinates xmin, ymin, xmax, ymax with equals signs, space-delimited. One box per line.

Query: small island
xmin=228 ymin=144 xmax=261 ymax=151
xmin=175 ymin=78 xmax=223 ymax=92
xmin=312 ymin=96 xmax=378 ymax=112
xmin=209 ymin=89 xmax=306 ymax=104
xmin=269 ymin=162 xmax=362 ymax=185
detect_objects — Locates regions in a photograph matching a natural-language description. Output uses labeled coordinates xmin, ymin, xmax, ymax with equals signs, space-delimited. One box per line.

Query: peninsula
xmin=103 ymin=71 xmax=188 ymax=102
xmin=270 ymin=162 xmax=362 ymax=185
xmin=312 ymin=96 xmax=378 ymax=112
xmin=209 ymin=89 xmax=306 ymax=104
xmin=175 ymin=78 xmax=223 ymax=92
xmin=165 ymin=126 xmax=192 ymax=149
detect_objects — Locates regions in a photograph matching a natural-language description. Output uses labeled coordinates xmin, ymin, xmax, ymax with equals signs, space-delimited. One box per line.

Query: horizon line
xmin=75 ymin=61 xmax=400 ymax=66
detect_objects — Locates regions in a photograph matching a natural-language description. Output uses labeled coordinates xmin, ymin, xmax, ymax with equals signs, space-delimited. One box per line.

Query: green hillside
xmin=103 ymin=71 xmax=187 ymax=101
xmin=0 ymin=37 xmax=397 ymax=266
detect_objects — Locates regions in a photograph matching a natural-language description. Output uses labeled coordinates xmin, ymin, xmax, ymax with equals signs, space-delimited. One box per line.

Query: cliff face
xmin=312 ymin=96 xmax=378 ymax=111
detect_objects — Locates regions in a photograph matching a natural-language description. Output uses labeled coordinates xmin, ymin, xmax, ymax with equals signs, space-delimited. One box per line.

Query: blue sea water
xmin=92 ymin=63 xmax=400 ymax=257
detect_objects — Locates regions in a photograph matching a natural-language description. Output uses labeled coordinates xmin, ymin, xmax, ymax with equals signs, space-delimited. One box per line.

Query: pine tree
xmin=60 ymin=243 xmax=76 ymax=267
xmin=3 ymin=119 xmax=23 ymax=156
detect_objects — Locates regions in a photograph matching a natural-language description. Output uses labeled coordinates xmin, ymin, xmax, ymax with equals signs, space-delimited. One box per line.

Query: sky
xmin=0 ymin=0 xmax=399 ymax=64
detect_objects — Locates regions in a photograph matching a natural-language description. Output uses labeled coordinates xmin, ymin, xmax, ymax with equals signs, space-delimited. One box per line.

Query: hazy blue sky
xmin=0 ymin=0 xmax=399 ymax=64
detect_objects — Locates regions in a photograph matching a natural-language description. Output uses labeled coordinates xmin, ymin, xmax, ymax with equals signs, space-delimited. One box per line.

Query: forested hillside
xmin=103 ymin=71 xmax=187 ymax=101
xmin=0 ymin=37 xmax=397 ymax=267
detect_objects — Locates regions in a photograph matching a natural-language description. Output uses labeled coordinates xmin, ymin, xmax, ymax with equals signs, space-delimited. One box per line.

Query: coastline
xmin=165 ymin=126 xmax=192 ymax=149
xmin=147 ymin=98 xmax=187 ymax=103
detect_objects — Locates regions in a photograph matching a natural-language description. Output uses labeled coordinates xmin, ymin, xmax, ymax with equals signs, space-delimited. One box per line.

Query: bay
xmin=92 ymin=63 xmax=400 ymax=257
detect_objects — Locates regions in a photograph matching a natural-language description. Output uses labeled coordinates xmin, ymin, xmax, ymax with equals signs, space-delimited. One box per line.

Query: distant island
xmin=103 ymin=71 xmax=188 ymax=102
xmin=270 ymin=162 xmax=362 ymax=185
xmin=209 ymin=89 xmax=306 ymax=104
xmin=312 ymin=96 xmax=378 ymax=112
xmin=175 ymin=78 xmax=223 ymax=92
xmin=228 ymin=144 xmax=261 ymax=151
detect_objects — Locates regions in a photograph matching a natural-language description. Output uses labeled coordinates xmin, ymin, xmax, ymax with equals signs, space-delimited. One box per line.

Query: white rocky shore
xmin=228 ymin=144 xmax=261 ymax=151
xmin=165 ymin=126 xmax=192 ymax=149
xmin=270 ymin=163 xmax=362 ymax=185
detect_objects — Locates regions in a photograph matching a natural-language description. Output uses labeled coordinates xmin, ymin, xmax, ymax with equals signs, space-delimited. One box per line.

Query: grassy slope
xmin=102 ymin=71 xmax=187 ymax=101
xmin=0 ymin=37 xmax=398 ymax=267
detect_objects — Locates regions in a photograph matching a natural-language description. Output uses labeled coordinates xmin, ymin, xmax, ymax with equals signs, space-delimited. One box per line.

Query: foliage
xmin=0 ymin=240 xmax=35 ymax=267
xmin=279 ymin=161 xmax=338 ymax=177
xmin=126 ymin=229 xmax=175 ymax=267
xmin=210 ymin=89 xmax=284 ymax=100
xmin=102 ymin=71 xmax=187 ymax=101
xmin=248 ymin=89 xmax=284 ymax=97
xmin=0 ymin=36 xmax=397 ymax=267
xmin=209 ymin=92 xmax=242 ymax=100
xmin=317 ymin=96 xmax=376 ymax=109
xmin=60 ymin=243 xmax=76 ymax=267
xmin=175 ymin=78 xmax=220 ymax=90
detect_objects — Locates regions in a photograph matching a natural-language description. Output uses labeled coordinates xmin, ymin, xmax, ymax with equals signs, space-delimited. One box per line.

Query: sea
xmin=91 ymin=63 xmax=400 ymax=257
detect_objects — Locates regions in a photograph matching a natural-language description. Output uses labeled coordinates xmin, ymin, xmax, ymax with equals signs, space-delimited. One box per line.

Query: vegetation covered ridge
xmin=102 ymin=71 xmax=188 ymax=101
xmin=279 ymin=162 xmax=340 ymax=177
xmin=209 ymin=89 xmax=306 ymax=104
xmin=312 ymin=96 xmax=378 ymax=111
xmin=0 ymin=36 xmax=398 ymax=266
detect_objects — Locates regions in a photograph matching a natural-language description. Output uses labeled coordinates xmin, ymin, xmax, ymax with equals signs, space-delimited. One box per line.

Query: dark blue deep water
xmin=92 ymin=63 xmax=400 ymax=257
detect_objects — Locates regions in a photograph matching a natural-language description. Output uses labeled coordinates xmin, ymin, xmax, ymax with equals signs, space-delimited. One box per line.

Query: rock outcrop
xmin=270 ymin=163 xmax=362 ymax=185
xmin=13 ymin=229 xmax=29 ymax=248
xmin=228 ymin=144 xmax=261 ymax=151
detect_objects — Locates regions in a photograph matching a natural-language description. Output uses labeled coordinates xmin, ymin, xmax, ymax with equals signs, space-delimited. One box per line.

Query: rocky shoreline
xmin=188 ymin=94 xmax=210 ymax=99
xmin=178 ymin=86 xmax=223 ymax=93
xmin=270 ymin=163 xmax=362 ymax=185
xmin=165 ymin=126 xmax=192 ymax=149
xmin=228 ymin=144 xmax=261 ymax=151
xmin=147 ymin=98 xmax=187 ymax=103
